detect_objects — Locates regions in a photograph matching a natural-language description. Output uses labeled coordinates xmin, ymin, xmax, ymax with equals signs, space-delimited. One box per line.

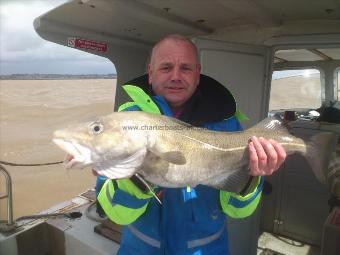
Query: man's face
xmin=148 ymin=39 xmax=201 ymax=110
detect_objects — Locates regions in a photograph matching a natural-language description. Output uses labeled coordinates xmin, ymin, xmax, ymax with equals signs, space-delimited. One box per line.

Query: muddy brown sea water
xmin=0 ymin=75 xmax=320 ymax=219
xmin=0 ymin=79 xmax=116 ymax=219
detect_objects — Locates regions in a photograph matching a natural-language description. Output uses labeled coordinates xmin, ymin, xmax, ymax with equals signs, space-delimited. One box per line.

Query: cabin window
xmin=269 ymin=69 xmax=321 ymax=111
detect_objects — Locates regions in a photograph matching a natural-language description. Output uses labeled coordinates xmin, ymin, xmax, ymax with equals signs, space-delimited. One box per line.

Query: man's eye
xmin=181 ymin=66 xmax=192 ymax=71
xmin=160 ymin=66 xmax=170 ymax=71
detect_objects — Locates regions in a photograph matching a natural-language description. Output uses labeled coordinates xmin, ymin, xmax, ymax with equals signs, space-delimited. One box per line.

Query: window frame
xmin=335 ymin=67 xmax=340 ymax=102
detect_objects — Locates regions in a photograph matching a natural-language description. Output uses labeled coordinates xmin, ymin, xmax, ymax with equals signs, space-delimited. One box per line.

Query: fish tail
xmin=305 ymin=132 xmax=338 ymax=184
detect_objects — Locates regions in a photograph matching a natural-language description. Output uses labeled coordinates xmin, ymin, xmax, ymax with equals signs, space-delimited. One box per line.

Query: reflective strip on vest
xmin=106 ymin=181 xmax=149 ymax=209
xmin=106 ymin=183 xmax=116 ymax=206
xmin=127 ymin=222 xmax=225 ymax=249
xmin=187 ymin=224 xmax=225 ymax=249
xmin=228 ymin=177 xmax=264 ymax=208
xmin=128 ymin=225 xmax=161 ymax=248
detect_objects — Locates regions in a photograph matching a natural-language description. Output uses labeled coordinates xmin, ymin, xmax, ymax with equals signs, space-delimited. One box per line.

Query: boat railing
xmin=0 ymin=164 xmax=15 ymax=232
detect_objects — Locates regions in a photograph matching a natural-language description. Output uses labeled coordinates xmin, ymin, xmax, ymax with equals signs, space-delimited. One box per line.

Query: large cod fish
xmin=53 ymin=111 xmax=338 ymax=193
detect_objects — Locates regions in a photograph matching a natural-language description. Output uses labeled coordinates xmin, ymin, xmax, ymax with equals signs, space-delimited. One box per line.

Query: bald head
xmin=148 ymin=34 xmax=201 ymax=112
xmin=150 ymin=34 xmax=199 ymax=67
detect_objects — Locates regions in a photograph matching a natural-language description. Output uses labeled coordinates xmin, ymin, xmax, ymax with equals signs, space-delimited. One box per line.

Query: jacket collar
xmin=124 ymin=74 xmax=236 ymax=127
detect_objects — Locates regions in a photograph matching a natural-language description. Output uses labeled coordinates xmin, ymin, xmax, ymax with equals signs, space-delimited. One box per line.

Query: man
xmin=97 ymin=34 xmax=286 ymax=255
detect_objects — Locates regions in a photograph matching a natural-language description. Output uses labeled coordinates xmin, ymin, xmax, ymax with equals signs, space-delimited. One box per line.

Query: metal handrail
xmin=0 ymin=164 xmax=14 ymax=226
xmin=0 ymin=160 xmax=62 ymax=232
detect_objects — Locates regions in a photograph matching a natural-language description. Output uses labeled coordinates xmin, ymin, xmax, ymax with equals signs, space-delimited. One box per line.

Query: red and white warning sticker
xmin=68 ymin=37 xmax=108 ymax=52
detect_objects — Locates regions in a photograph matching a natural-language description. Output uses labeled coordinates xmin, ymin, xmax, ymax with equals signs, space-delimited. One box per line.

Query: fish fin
xmin=251 ymin=115 xmax=288 ymax=131
xmin=148 ymin=149 xmax=186 ymax=165
xmin=204 ymin=167 xmax=250 ymax=193
xmin=134 ymin=173 xmax=162 ymax=205
xmin=305 ymin=132 xmax=338 ymax=184
xmin=94 ymin=148 xmax=147 ymax=179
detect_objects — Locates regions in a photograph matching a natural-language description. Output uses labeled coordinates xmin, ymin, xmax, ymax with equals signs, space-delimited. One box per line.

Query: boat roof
xmin=34 ymin=0 xmax=340 ymax=61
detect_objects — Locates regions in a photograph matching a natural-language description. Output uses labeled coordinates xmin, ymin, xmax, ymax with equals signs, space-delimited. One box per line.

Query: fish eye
xmin=89 ymin=122 xmax=104 ymax=135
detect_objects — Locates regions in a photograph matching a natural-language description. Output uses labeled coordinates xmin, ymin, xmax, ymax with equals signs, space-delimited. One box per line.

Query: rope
xmin=0 ymin=160 xmax=63 ymax=167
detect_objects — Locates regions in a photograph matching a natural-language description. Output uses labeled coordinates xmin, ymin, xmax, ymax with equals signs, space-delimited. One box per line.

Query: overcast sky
xmin=0 ymin=0 xmax=115 ymax=75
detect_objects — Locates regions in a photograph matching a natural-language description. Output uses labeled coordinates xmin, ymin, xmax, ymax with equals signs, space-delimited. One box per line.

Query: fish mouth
xmin=53 ymin=139 xmax=92 ymax=169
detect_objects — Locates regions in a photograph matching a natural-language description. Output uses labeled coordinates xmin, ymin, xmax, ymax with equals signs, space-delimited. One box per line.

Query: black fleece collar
xmin=124 ymin=74 xmax=236 ymax=127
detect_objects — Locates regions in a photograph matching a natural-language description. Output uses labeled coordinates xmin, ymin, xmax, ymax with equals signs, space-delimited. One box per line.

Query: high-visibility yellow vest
xmin=98 ymin=84 xmax=262 ymax=224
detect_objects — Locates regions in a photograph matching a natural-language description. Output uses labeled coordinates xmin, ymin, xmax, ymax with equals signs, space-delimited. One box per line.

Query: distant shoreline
xmin=0 ymin=74 xmax=117 ymax=80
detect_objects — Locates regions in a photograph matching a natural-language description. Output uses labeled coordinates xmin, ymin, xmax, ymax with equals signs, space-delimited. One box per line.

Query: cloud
xmin=0 ymin=0 xmax=115 ymax=74
xmin=1 ymin=1 xmax=63 ymax=53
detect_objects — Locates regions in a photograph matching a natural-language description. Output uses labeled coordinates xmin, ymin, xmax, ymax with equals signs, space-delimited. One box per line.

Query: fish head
xmin=52 ymin=113 xmax=149 ymax=177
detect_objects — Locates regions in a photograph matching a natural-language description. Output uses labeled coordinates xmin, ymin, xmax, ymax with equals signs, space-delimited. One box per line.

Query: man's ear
xmin=196 ymin=64 xmax=201 ymax=84
xmin=197 ymin=64 xmax=201 ymax=72
xmin=148 ymin=64 xmax=152 ymax=84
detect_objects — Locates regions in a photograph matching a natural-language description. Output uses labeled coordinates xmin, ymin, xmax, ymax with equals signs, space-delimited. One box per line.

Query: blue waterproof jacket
xmin=118 ymin=96 xmax=244 ymax=255
xmin=97 ymin=74 xmax=263 ymax=255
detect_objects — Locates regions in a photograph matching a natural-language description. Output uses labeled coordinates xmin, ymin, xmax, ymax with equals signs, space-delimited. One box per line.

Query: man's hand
xmin=248 ymin=136 xmax=286 ymax=176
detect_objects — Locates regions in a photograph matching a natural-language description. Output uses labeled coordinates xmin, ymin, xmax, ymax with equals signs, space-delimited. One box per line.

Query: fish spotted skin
xmin=53 ymin=111 xmax=338 ymax=193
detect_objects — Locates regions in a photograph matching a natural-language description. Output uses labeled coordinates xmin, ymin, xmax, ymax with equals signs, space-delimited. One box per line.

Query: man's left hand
xmin=248 ymin=136 xmax=286 ymax=176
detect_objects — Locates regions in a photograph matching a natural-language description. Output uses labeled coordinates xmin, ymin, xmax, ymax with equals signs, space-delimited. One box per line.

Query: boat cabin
xmin=1 ymin=1 xmax=339 ymax=254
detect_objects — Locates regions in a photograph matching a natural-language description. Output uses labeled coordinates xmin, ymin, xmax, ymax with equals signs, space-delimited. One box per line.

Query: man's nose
xmin=170 ymin=67 xmax=181 ymax=82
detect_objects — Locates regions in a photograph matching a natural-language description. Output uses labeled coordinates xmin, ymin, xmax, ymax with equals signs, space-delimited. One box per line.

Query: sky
xmin=0 ymin=0 xmax=115 ymax=75
xmin=0 ymin=0 xmax=319 ymax=77
xmin=272 ymin=69 xmax=319 ymax=80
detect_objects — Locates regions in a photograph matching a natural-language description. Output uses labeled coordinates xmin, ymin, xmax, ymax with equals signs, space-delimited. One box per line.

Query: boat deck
xmin=257 ymin=232 xmax=320 ymax=255
xmin=1 ymin=189 xmax=323 ymax=255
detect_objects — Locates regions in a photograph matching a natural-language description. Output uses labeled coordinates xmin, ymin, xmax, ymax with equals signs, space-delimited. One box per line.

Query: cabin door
xmin=261 ymin=127 xmax=331 ymax=247
xmin=194 ymin=38 xmax=273 ymax=128
xmin=194 ymin=37 xmax=272 ymax=255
